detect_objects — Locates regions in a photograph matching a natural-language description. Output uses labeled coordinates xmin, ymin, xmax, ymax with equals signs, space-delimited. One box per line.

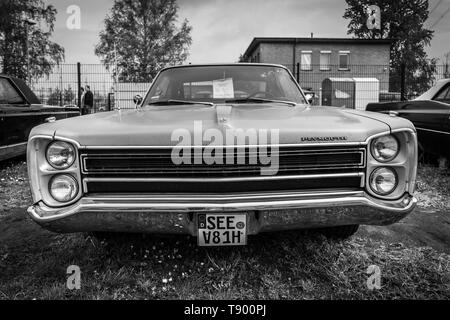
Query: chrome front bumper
xmin=27 ymin=191 xmax=417 ymax=235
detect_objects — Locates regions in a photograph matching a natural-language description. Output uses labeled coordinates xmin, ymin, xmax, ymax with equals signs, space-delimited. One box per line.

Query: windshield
xmin=143 ymin=65 xmax=307 ymax=105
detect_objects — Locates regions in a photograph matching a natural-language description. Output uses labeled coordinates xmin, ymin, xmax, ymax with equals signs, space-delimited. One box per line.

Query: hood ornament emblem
xmin=216 ymin=105 xmax=233 ymax=128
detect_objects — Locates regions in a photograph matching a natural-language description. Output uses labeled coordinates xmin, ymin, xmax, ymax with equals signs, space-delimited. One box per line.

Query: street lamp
xmin=24 ymin=18 xmax=37 ymax=84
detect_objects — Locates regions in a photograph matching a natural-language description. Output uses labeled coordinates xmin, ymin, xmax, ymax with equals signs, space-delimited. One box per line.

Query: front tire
xmin=317 ymin=225 xmax=359 ymax=239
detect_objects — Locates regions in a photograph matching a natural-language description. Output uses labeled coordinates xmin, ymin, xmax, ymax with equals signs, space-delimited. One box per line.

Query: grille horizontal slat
xmin=81 ymin=147 xmax=365 ymax=177
xmin=85 ymin=176 xmax=363 ymax=194
xmin=80 ymin=146 xmax=366 ymax=193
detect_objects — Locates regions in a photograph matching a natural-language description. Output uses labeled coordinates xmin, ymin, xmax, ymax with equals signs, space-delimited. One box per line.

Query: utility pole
xmin=77 ymin=62 xmax=81 ymax=109
xmin=113 ymin=42 xmax=120 ymax=111
xmin=24 ymin=18 xmax=37 ymax=84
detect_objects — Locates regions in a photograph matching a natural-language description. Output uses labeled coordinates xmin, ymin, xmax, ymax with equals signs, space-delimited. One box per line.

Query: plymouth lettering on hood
xmin=301 ymin=136 xmax=349 ymax=142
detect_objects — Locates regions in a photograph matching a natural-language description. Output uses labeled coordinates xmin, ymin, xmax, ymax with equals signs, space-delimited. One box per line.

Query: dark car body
xmin=366 ymin=79 xmax=450 ymax=157
xmin=0 ymin=75 xmax=80 ymax=161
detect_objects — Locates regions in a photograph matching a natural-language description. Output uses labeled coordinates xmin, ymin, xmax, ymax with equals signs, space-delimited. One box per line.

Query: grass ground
xmin=0 ymin=158 xmax=449 ymax=300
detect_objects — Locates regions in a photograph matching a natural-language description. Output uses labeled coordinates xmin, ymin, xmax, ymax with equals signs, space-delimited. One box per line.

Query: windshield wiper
xmin=147 ymin=100 xmax=214 ymax=107
xmin=225 ymin=98 xmax=297 ymax=107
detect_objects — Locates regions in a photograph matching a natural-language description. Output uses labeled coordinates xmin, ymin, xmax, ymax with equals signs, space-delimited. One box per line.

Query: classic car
xmin=0 ymin=75 xmax=80 ymax=161
xmin=27 ymin=64 xmax=418 ymax=246
xmin=367 ymin=79 xmax=450 ymax=158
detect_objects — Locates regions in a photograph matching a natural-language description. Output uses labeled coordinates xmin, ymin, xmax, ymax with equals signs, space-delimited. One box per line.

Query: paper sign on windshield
xmin=213 ymin=78 xmax=234 ymax=99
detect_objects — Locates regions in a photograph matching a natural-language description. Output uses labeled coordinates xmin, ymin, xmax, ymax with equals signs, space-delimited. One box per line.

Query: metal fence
xmin=285 ymin=63 xmax=449 ymax=106
xmin=29 ymin=63 xmax=151 ymax=112
xmin=27 ymin=62 xmax=450 ymax=110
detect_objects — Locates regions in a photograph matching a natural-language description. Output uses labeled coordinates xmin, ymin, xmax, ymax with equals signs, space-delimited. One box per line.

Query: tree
xmin=95 ymin=0 xmax=192 ymax=82
xmin=0 ymin=0 xmax=64 ymax=81
xmin=63 ymin=86 xmax=75 ymax=105
xmin=47 ymin=88 xmax=62 ymax=106
xmin=343 ymin=0 xmax=437 ymax=97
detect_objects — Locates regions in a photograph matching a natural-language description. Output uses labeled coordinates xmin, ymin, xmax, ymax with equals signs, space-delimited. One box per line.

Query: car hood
xmin=31 ymin=103 xmax=412 ymax=147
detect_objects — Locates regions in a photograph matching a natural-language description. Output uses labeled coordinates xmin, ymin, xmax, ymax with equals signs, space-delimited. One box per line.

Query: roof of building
xmin=243 ymin=37 xmax=392 ymax=58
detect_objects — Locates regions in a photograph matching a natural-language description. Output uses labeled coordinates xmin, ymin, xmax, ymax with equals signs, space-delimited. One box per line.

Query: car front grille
xmin=80 ymin=146 xmax=366 ymax=194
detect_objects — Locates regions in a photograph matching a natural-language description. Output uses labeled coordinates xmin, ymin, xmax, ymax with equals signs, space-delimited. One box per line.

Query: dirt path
xmin=0 ymin=208 xmax=54 ymax=248
xmin=359 ymin=208 xmax=450 ymax=253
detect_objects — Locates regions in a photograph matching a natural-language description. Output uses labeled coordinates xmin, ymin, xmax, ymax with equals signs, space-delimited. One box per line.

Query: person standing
xmin=84 ymin=85 xmax=94 ymax=114
xmin=80 ymin=87 xmax=87 ymax=115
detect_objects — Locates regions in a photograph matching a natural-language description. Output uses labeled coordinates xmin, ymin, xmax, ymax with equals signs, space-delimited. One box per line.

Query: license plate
xmin=197 ymin=214 xmax=247 ymax=247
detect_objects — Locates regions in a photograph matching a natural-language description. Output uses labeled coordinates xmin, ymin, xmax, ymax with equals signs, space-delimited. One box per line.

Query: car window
xmin=150 ymin=76 xmax=170 ymax=100
xmin=444 ymin=88 xmax=450 ymax=100
xmin=0 ymin=78 xmax=25 ymax=104
xmin=434 ymin=85 xmax=450 ymax=101
xmin=144 ymin=65 xmax=307 ymax=105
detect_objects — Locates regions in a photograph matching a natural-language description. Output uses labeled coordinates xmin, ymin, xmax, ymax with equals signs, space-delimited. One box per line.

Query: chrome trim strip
xmin=0 ymin=141 xmax=27 ymax=150
xmin=81 ymin=149 xmax=365 ymax=154
xmin=85 ymin=190 xmax=365 ymax=202
xmin=1 ymin=111 xmax=80 ymax=117
xmin=81 ymin=173 xmax=365 ymax=193
xmin=80 ymin=142 xmax=369 ymax=150
xmin=82 ymin=172 xmax=364 ymax=182
xmin=415 ymin=127 xmax=450 ymax=135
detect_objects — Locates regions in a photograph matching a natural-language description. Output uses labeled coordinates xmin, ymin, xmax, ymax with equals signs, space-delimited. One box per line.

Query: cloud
xmin=45 ymin=0 xmax=449 ymax=64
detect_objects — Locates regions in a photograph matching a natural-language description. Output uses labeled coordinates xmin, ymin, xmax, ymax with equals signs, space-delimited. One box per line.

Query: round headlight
xmin=49 ymin=174 xmax=78 ymax=202
xmin=371 ymin=135 xmax=399 ymax=162
xmin=46 ymin=141 xmax=75 ymax=169
xmin=369 ymin=167 xmax=398 ymax=196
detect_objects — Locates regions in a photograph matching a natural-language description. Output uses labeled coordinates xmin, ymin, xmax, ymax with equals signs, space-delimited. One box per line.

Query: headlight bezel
xmin=28 ymin=135 xmax=83 ymax=209
xmin=370 ymin=134 xmax=400 ymax=163
xmin=48 ymin=174 xmax=79 ymax=203
xmin=46 ymin=141 xmax=76 ymax=170
xmin=365 ymin=129 xmax=417 ymax=200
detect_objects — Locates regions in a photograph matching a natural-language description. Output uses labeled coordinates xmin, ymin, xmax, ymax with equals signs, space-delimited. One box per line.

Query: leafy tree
xmin=63 ymin=87 xmax=75 ymax=105
xmin=0 ymin=0 xmax=64 ymax=81
xmin=47 ymin=88 xmax=62 ymax=106
xmin=343 ymin=0 xmax=437 ymax=97
xmin=95 ymin=0 xmax=192 ymax=82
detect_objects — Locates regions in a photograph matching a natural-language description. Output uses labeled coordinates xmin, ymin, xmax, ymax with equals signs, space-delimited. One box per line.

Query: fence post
xmin=400 ymin=63 xmax=406 ymax=101
xmin=77 ymin=62 xmax=82 ymax=109
xmin=296 ymin=62 xmax=300 ymax=83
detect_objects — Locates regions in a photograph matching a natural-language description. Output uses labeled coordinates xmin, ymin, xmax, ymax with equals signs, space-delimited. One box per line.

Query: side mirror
xmin=305 ymin=93 xmax=314 ymax=104
xmin=133 ymin=94 xmax=143 ymax=107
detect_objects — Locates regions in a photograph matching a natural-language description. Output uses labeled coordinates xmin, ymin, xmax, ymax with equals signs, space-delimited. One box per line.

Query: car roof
xmin=415 ymin=78 xmax=450 ymax=101
xmin=159 ymin=63 xmax=291 ymax=72
xmin=0 ymin=74 xmax=41 ymax=104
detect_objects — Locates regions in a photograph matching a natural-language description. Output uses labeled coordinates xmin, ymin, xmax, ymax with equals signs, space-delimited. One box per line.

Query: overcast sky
xmin=46 ymin=0 xmax=450 ymax=64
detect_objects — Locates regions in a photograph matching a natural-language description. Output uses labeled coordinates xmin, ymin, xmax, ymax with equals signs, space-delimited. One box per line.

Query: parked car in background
xmin=27 ymin=64 xmax=417 ymax=246
xmin=367 ymin=79 xmax=450 ymax=158
xmin=0 ymin=75 xmax=80 ymax=161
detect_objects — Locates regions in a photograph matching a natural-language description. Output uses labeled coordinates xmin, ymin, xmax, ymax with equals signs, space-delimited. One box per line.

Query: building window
xmin=320 ymin=51 xmax=331 ymax=71
xmin=300 ymin=51 xmax=312 ymax=71
xmin=339 ymin=51 xmax=350 ymax=70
